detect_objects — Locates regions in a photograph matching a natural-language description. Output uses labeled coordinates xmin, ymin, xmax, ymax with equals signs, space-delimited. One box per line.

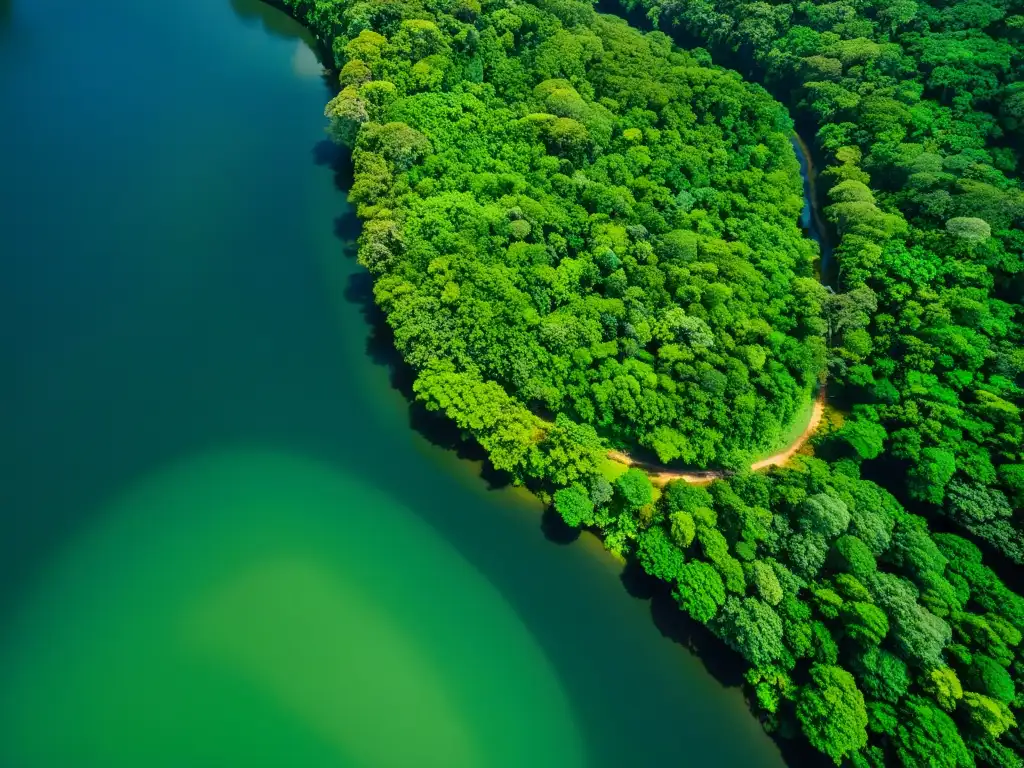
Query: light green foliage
xmin=750 ymin=560 xmax=783 ymax=606
xmin=668 ymin=510 xmax=695 ymax=549
xmin=835 ymin=417 xmax=887 ymax=460
xmin=553 ymin=484 xmax=594 ymax=528
xmin=746 ymin=664 xmax=793 ymax=715
xmin=614 ymin=468 xmax=653 ymax=512
xmin=637 ymin=526 xmax=685 ymax=582
xmin=674 ymin=561 xmax=726 ymax=624
xmin=923 ymin=666 xmax=963 ymax=712
xmin=945 ymin=216 xmax=991 ymax=244
xmin=413 ymin=362 xmax=543 ymax=474
xmin=961 ymin=692 xmax=1016 ymax=738
xmin=796 ymin=665 xmax=868 ymax=764
xmin=313 ymin=0 xmax=825 ymax=484
xmin=696 ymin=524 xmax=746 ymax=594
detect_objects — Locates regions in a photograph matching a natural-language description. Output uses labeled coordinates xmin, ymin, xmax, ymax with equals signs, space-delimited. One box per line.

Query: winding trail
xmin=608 ymin=382 xmax=827 ymax=486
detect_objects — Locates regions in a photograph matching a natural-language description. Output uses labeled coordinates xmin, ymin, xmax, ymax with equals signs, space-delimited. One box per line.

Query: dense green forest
xmin=333 ymin=4 xmax=826 ymax=469
xmin=625 ymin=0 xmax=1024 ymax=565
xmin=275 ymin=0 xmax=1024 ymax=763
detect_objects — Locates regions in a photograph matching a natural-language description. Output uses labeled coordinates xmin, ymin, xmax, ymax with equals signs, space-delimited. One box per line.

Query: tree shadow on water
xmin=619 ymin=559 xmax=743 ymax=687
xmin=311 ymin=138 xmax=360 ymax=246
xmin=540 ymin=506 xmax=581 ymax=545
xmin=341 ymin=268 xmax=516 ymax=492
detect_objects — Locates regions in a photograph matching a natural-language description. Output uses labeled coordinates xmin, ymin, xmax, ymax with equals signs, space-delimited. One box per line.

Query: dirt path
xmin=609 ymin=388 xmax=827 ymax=486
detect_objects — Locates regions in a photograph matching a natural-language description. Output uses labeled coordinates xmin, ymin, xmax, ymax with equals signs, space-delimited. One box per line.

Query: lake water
xmin=0 ymin=0 xmax=787 ymax=764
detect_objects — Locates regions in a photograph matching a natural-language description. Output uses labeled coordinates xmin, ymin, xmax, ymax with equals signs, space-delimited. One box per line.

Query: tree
xmin=855 ymin=647 xmax=910 ymax=704
xmin=960 ymin=692 xmax=1016 ymax=738
xmin=553 ymin=485 xmax=594 ymax=528
xmin=637 ymin=526 xmax=686 ymax=582
xmin=887 ymin=517 xmax=948 ymax=577
xmin=841 ymin=602 xmax=889 ymax=646
xmin=661 ymin=481 xmax=714 ymax=516
xmin=716 ymin=596 xmax=786 ymax=667
xmin=796 ymin=665 xmax=868 ymax=765
xmin=945 ymin=216 xmax=991 ymax=244
xmin=668 ymin=510 xmax=696 ymax=548
xmin=615 ymin=468 xmax=653 ymax=512
xmin=674 ymin=561 xmax=726 ymax=624
xmin=895 ymin=697 xmax=974 ymax=768
xmin=869 ymin=572 xmax=952 ymax=667
xmin=787 ymin=531 xmax=830 ymax=579
xmin=830 ymin=535 xmax=877 ymax=578
xmin=751 ymin=560 xmax=784 ymax=606
xmin=923 ymin=666 xmax=963 ymax=712
xmin=285 ymin=0 xmax=1024 ymax=759
xmin=907 ymin=448 xmax=957 ymax=505
xmin=538 ymin=414 xmax=604 ymax=485
xmin=799 ymin=493 xmax=851 ymax=538
xmin=965 ymin=655 xmax=1015 ymax=704
xmin=835 ymin=418 xmax=887 ymax=460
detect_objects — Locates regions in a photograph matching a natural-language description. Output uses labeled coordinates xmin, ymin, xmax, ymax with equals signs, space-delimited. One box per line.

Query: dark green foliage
xmin=606 ymin=456 xmax=1022 ymax=762
xmin=967 ymin=655 xmax=1017 ymax=705
xmin=855 ymin=647 xmax=910 ymax=704
xmin=841 ymin=602 xmax=889 ymax=647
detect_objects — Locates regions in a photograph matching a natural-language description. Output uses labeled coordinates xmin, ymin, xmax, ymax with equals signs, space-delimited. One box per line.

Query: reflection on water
xmin=230 ymin=0 xmax=313 ymax=41
xmin=292 ymin=41 xmax=323 ymax=77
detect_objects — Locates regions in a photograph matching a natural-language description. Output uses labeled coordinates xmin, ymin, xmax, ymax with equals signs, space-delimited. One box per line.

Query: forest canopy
xmin=626 ymin=0 xmax=1024 ymax=566
xmin=303 ymin=0 xmax=826 ymax=473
